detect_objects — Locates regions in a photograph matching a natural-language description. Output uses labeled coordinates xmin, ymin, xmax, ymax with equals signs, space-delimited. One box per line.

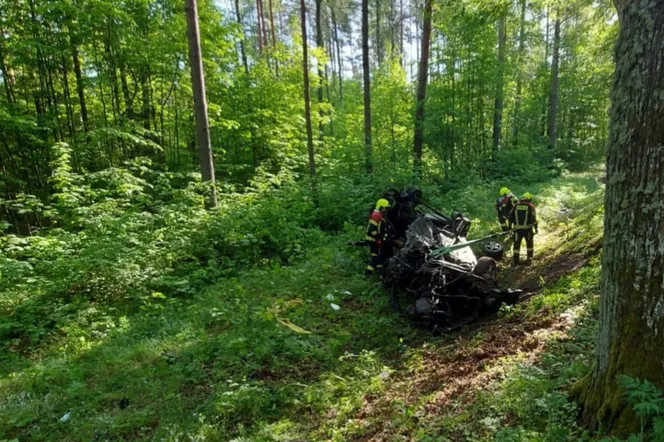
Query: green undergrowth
xmin=288 ymin=257 xmax=603 ymax=442
xmin=454 ymin=260 xmax=601 ymax=441
xmin=0 ymin=157 xmax=606 ymax=441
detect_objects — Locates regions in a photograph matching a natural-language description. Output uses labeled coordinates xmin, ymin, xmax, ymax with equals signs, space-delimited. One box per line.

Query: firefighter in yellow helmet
xmin=509 ymin=192 xmax=538 ymax=265
xmin=365 ymin=198 xmax=391 ymax=276
xmin=496 ymin=187 xmax=518 ymax=232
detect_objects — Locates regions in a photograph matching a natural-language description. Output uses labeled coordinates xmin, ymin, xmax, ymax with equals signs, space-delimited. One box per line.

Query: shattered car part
xmin=384 ymin=197 xmax=521 ymax=332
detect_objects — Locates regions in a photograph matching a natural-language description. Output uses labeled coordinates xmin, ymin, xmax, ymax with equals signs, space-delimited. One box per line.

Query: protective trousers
xmin=513 ymin=230 xmax=534 ymax=264
xmin=499 ymin=216 xmax=510 ymax=232
xmin=366 ymin=242 xmax=385 ymax=275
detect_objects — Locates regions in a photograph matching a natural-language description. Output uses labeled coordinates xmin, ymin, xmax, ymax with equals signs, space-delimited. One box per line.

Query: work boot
xmin=512 ymin=254 xmax=520 ymax=266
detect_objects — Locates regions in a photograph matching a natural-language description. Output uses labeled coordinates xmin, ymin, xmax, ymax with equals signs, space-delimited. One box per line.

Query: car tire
xmin=474 ymin=257 xmax=498 ymax=281
xmin=483 ymin=241 xmax=505 ymax=260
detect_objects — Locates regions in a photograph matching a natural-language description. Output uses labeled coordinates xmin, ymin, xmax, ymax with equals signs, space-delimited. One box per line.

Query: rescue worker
xmin=509 ymin=192 xmax=538 ymax=265
xmin=365 ymin=198 xmax=391 ymax=276
xmin=496 ymin=187 xmax=518 ymax=232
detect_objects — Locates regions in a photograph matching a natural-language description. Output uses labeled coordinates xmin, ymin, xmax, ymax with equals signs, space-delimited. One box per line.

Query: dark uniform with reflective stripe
xmin=509 ymin=200 xmax=538 ymax=264
xmin=366 ymin=210 xmax=387 ymax=274
xmin=496 ymin=194 xmax=518 ymax=232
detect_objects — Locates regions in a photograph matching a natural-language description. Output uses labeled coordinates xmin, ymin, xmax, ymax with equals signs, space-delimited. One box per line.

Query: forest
xmin=0 ymin=0 xmax=663 ymax=440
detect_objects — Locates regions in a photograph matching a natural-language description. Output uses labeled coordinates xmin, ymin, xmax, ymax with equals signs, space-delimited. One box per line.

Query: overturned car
xmin=382 ymin=189 xmax=520 ymax=332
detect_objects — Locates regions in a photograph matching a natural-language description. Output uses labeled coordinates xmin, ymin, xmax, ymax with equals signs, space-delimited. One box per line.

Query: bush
xmin=485 ymin=147 xmax=558 ymax=183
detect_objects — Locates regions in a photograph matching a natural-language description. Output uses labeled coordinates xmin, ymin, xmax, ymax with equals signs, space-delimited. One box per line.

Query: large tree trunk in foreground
xmin=185 ymin=0 xmax=218 ymax=208
xmin=576 ymin=0 xmax=664 ymax=436
xmin=362 ymin=0 xmax=373 ymax=173
xmin=300 ymin=0 xmax=316 ymax=178
xmin=413 ymin=0 xmax=432 ymax=175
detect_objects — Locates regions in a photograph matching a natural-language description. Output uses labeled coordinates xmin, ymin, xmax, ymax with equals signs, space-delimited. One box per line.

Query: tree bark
xmin=362 ymin=0 xmax=373 ymax=173
xmin=185 ymin=0 xmax=218 ymax=208
xmin=235 ymin=0 xmax=250 ymax=74
xmin=492 ymin=13 xmax=506 ymax=156
xmin=331 ymin=6 xmax=343 ymax=106
xmin=258 ymin=0 xmax=269 ymax=52
xmin=256 ymin=0 xmax=264 ymax=54
xmin=141 ymin=71 xmax=151 ymax=130
xmin=0 ymin=34 xmax=14 ymax=104
xmin=575 ymin=1 xmax=664 ymax=436
xmin=399 ymin=0 xmax=404 ymax=68
xmin=300 ymin=0 xmax=316 ymax=178
xmin=268 ymin=0 xmax=277 ymax=48
xmin=71 ymin=40 xmax=88 ymax=133
xmin=413 ymin=0 xmax=432 ymax=175
xmin=119 ymin=59 xmax=134 ymax=119
xmin=512 ymin=0 xmax=526 ymax=146
xmin=315 ymin=0 xmax=325 ymax=134
xmin=376 ymin=0 xmax=383 ymax=65
xmin=548 ymin=14 xmax=561 ymax=152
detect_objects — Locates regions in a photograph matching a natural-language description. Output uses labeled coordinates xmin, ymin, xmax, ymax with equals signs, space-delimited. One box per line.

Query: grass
xmin=0 ymin=169 xmax=606 ymax=441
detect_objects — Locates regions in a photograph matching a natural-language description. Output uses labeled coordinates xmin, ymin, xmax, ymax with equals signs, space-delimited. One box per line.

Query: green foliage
xmin=602 ymin=377 xmax=664 ymax=442
xmin=486 ymin=147 xmax=559 ymax=183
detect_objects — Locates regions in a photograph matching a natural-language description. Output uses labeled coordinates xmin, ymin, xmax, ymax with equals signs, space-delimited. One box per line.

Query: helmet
xmin=375 ymin=198 xmax=391 ymax=210
xmin=500 ymin=187 xmax=510 ymax=196
xmin=522 ymin=192 xmax=533 ymax=201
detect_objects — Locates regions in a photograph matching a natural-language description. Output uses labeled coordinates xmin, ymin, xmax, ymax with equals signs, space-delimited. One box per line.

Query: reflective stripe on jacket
xmin=510 ymin=200 xmax=537 ymax=230
xmin=366 ymin=210 xmax=386 ymax=242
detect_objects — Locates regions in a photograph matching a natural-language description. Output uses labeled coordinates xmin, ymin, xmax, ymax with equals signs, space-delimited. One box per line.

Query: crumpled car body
xmin=384 ymin=212 xmax=520 ymax=332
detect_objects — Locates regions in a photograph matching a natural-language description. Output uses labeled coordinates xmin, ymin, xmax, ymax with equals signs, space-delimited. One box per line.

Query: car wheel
xmin=474 ymin=257 xmax=498 ymax=281
xmin=483 ymin=241 xmax=505 ymax=260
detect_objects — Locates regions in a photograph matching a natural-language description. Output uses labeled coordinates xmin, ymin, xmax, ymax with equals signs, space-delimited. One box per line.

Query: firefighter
xmin=365 ymin=198 xmax=391 ymax=276
xmin=509 ymin=192 xmax=538 ymax=265
xmin=496 ymin=187 xmax=518 ymax=232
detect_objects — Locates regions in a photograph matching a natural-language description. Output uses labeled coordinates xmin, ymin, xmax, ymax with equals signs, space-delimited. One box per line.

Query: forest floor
xmin=0 ymin=169 xmax=606 ymax=441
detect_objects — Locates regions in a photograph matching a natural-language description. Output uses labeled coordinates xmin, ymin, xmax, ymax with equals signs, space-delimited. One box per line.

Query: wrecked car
xmin=382 ymin=188 xmax=521 ymax=332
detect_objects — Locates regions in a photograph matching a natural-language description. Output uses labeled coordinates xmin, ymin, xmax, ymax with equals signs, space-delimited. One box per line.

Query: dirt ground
xmin=342 ymin=235 xmax=601 ymax=441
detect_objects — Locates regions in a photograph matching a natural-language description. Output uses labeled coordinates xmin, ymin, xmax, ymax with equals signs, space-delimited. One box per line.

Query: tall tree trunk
xmin=185 ymin=0 xmax=218 ymax=208
xmin=413 ymin=0 xmax=432 ymax=175
xmin=257 ymin=0 xmax=269 ymax=52
xmin=362 ymin=0 xmax=373 ymax=173
xmin=0 ymin=35 xmax=14 ymax=104
xmin=389 ymin=0 xmax=395 ymax=58
xmin=376 ymin=0 xmax=383 ymax=65
xmin=141 ymin=71 xmax=151 ymax=130
xmin=300 ymin=0 xmax=316 ymax=178
xmin=256 ymin=0 xmax=264 ymax=54
xmin=235 ymin=0 xmax=250 ymax=73
xmin=119 ymin=59 xmax=134 ymax=119
xmin=315 ymin=0 xmax=325 ymax=134
xmin=512 ymin=0 xmax=526 ymax=146
xmin=331 ymin=7 xmax=343 ymax=106
xmin=492 ymin=13 xmax=506 ymax=157
xmin=71 ymin=40 xmax=88 ymax=132
xmin=548 ymin=14 xmax=561 ymax=153
xmin=542 ymin=6 xmax=550 ymax=137
xmin=268 ymin=0 xmax=277 ymax=47
xmin=399 ymin=0 xmax=404 ymax=68
xmin=576 ymin=1 xmax=664 ymax=435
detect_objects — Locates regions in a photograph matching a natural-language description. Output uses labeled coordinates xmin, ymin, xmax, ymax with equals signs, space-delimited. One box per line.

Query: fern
xmin=614 ymin=375 xmax=664 ymax=441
